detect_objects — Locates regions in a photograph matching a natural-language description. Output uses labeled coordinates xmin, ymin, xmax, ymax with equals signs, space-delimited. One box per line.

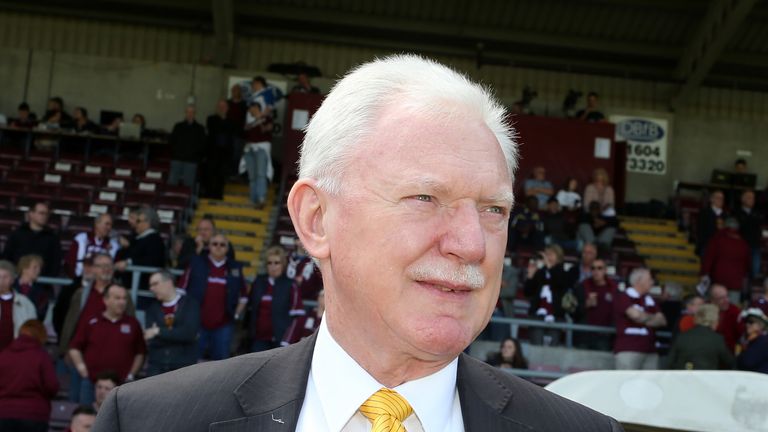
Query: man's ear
xmin=287 ymin=179 xmax=330 ymax=260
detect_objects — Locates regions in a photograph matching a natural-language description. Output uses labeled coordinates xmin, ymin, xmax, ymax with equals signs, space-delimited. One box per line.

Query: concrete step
xmin=636 ymin=245 xmax=695 ymax=257
xmin=657 ymin=273 xmax=699 ymax=287
xmin=619 ymin=217 xmax=677 ymax=228
xmin=224 ymin=183 xmax=250 ymax=195
xmin=646 ymin=259 xmax=700 ymax=272
xmin=196 ymin=204 xmax=269 ymax=219
xmin=627 ymin=233 xmax=688 ymax=246
xmin=622 ymin=222 xmax=678 ymax=234
xmin=192 ymin=214 xmax=265 ymax=225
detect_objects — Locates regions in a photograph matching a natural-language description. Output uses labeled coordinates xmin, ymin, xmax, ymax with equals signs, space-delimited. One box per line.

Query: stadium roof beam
xmin=211 ymin=0 xmax=235 ymax=66
xmin=669 ymin=0 xmax=759 ymax=110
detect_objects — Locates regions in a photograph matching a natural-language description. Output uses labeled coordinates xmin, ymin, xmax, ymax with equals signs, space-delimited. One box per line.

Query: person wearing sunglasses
xmin=248 ymin=246 xmax=304 ymax=353
xmin=737 ymin=308 xmax=768 ymax=374
xmin=178 ymin=233 xmax=247 ymax=361
xmin=577 ymin=258 xmax=617 ymax=351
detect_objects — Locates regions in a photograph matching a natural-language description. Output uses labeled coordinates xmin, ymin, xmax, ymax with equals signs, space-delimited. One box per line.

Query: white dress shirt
xmin=295 ymin=319 xmax=465 ymax=432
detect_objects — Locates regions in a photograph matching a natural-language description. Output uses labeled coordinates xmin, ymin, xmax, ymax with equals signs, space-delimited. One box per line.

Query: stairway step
xmin=224 ymin=183 xmax=250 ymax=194
xmin=627 ymin=234 xmax=688 ymax=246
xmin=646 ymin=259 xmax=700 ymax=272
xmin=619 ymin=217 xmax=677 ymax=227
xmin=192 ymin=214 xmax=265 ymax=225
xmin=657 ymin=273 xmax=699 ymax=287
xmin=196 ymin=204 xmax=269 ymax=219
xmin=622 ymin=222 xmax=678 ymax=234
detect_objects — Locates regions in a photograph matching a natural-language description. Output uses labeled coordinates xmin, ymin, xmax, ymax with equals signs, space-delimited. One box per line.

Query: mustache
xmin=409 ymin=263 xmax=485 ymax=290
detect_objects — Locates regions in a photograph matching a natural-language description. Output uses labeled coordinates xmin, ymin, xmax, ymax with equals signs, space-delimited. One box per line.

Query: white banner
xmin=611 ymin=115 xmax=669 ymax=176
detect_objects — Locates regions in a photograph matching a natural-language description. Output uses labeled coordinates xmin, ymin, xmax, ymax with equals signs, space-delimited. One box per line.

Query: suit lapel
xmin=218 ymin=332 xmax=318 ymax=431
xmin=457 ymin=354 xmax=535 ymax=432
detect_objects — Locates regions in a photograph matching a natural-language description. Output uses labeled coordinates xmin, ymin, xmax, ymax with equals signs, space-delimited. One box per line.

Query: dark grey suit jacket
xmin=94 ymin=333 xmax=623 ymax=431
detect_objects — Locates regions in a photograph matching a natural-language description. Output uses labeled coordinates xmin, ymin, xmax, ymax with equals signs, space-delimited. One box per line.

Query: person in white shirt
xmin=94 ymin=55 xmax=623 ymax=432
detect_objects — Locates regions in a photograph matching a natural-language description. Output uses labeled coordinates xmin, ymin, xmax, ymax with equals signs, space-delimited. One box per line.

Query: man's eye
xmin=487 ymin=206 xmax=507 ymax=215
xmin=414 ymin=195 xmax=432 ymax=202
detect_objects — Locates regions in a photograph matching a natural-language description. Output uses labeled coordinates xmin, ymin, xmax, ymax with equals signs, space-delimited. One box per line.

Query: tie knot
xmin=360 ymin=388 xmax=413 ymax=432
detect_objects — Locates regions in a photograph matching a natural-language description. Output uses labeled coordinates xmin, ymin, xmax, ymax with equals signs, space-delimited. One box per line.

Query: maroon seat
xmin=163 ymin=184 xmax=191 ymax=199
xmin=4 ymin=170 xmax=37 ymax=185
xmin=157 ymin=196 xmax=188 ymax=212
xmin=123 ymin=192 xmax=156 ymax=208
xmin=27 ymin=150 xmax=55 ymax=163
xmin=16 ymin=159 xmax=48 ymax=172
xmin=102 ymin=177 xmax=134 ymax=192
xmin=50 ymin=199 xmax=82 ymax=216
xmin=0 ymin=147 xmax=24 ymax=160
xmin=67 ymin=174 xmax=101 ymax=190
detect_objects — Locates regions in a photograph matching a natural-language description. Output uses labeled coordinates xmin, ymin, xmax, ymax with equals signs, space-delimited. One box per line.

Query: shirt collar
xmin=162 ymin=293 xmax=181 ymax=308
xmin=136 ymin=228 xmax=156 ymax=240
xmin=311 ymin=318 xmax=458 ymax=432
xmin=209 ymin=256 xmax=227 ymax=267
xmin=626 ymin=287 xmax=641 ymax=298
xmin=0 ymin=292 xmax=13 ymax=301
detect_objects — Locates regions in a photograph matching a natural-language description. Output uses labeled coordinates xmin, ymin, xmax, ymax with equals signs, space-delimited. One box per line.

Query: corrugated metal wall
xmin=1 ymin=11 xmax=768 ymax=119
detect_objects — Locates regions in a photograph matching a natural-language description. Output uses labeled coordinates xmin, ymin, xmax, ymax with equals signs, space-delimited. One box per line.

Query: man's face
xmin=634 ymin=272 xmax=653 ymax=294
xmin=710 ymin=287 xmax=729 ymax=311
xmin=321 ymin=105 xmax=513 ymax=360
xmin=546 ymin=200 xmax=559 ymax=213
xmin=70 ymin=414 xmax=96 ymax=432
xmin=711 ymin=192 xmax=724 ymax=209
xmin=197 ymin=220 xmax=214 ymax=242
xmin=590 ymin=260 xmax=606 ymax=282
xmin=217 ymin=100 xmax=228 ymax=116
xmin=735 ymin=162 xmax=747 ymax=173
xmin=149 ymin=274 xmax=173 ymax=300
xmin=94 ymin=215 xmax=112 ymax=238
xmin=22 ymin=260 xmax=41 ymax=281
xmin=533 ymin=167 xmax=545 ymax=180
xmin=581 ymin=244 xmax=597 ymax=265
xmin=588 ymin=94 xmax=599 ymax=108
xmin=184 ymin=106 xmax=196 ymax=122
xmin=687 ymin=297 xmax=705 ymax=313
xmin=103 ymin=286 xmax=128 ymax=316
xmin=231 ymin=84 xmax=242 ymax=99
xmin=742 ymin=191 xmax=755 ymax=209
xmin=208 ymin=235 xmax=228 ymax=261
xmin=94 ymin=379 xmax=116 ymax=407
xmin=0 ymin=269 xmax=12 ymax=293
xmin=134 ymin=213 xmax=150 ymax=234
xmin=93 ymin=256 xmax=114 ymax=282
xmin=29 ymin=204 xmax=50 ymax=227
xmin=18 ymin=109 xmax=29 ymax=120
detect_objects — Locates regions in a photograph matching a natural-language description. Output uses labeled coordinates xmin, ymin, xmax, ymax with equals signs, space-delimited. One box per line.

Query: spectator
xmin=179 ymin=233 xmax=247 ymax=360
xmin=59 ymin=253 xmax=135 ymax=403
xmin=131 ymin=113 xmax=146 ymax=130
xmin=285 ymin=240 xmax=322 ymax=300
xmin=569 ymin=242 xmax=598 ymax=285
xmin=542 ymin=198 xmax=577 ymax=250
xmin=524 ymin=245 xmax=572 ymax=345
xmin=710 ymin=284 xmax=742 ymax=353
xmin=659 ymin=282 xmax=684 ymax=333
xmin=248 ymin=76 xmax=277 ymax=116
xmin=114 ymin=207 xmax=167 ymax=290
xmin=508 ymin=195 xmax=545 ymax=251
xmin=2 ymin=202 xmax=62 ymax=277
xmin=486 ymin=337 xmax=528 ymax=370
xmin=291 ymin=72 xmax=320 ymax=94
xmin=0 ymin=260 xmax=36 ymax=351
xmin=9 ymin=102 xmax=37 ymax=128
xmin=168 ymin=105 xmax=206 ymax=189
xmin=613 ymin=268 xmax=667 ymax=370
xmin=176 ymin=217 xmax=235 ymax=270
xmin=734 ymin=189 xmax=763 ymax=278
xmin=583 ymin=168 xmax=615 ymax=211
xmin=68 ymin=284 xmax=146 ymax=405
xmin=576 ymin=91 xmax=605 ymax=122
xmin=677 ymin=294 xmax=705 ymax=333
xmin=577 ymin=201 xmax=617 ymax=251
xmin=204 ymin=99 xmax=238 ymax=199
xmin=737 ymin=308 xmax=768 ymax=374
xmin=753 ymin=278 xmax=768 ymax=316
xmin=72 ymin=107 xmax=98 ymax=134
xmin=67 ymin=406 xmax=96 ymax=432
xmin=734 ymin=158 xmax=749 ymax=174
xmin=144 ymin=270 xmax=200 ymax=375
xmin=555 ymin=177 xmax=582 ymax=211
xmin=13 ymin=255 xmax=51 ymax=321
xmin=700 ymin=217 xmax=750 ymax=302
xmin=576 ymin=258 xmax=617 ymax=350
xmin=92 ymin=371 xmax=118 ymax=413
xmin=116 ymin=207 xmax=141 ymax=259
xmin=242 ymin=102 xmax=274 ymax=207
xmin=0 ymin=320 xmax=59 ymax=432
xmin=282 ymin=288 xmax=324 ymax=345
xmin=41 ymin=96 xmax=73 ymax=127
xmin=64 ymin=213 xmax=120 ymax=279
xmin=227 ymin=84 xmax=247 ymax=177
xmin=696 ymin=189 xmax=726 ymax=256
xmin=524 ymin=166 xmax=554 ymax=209
xmin=668 ymin=304 xmax=734 ymax=370
xmin=248 ymin=246 xmax=304 ymax=352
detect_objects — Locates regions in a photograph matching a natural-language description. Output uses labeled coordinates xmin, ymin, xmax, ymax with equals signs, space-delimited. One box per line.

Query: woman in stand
xmin=583 ymin=168 xmax=615 ymax=211
xmin=486 ymin=337 xmax=528 ymax=370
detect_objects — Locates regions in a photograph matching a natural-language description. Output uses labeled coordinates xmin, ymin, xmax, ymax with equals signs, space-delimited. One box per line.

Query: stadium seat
xmin=49 ymin=400 xmax=79 ymax=431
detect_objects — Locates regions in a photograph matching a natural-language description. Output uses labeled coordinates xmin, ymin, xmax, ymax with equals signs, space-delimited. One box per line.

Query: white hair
xmin=299 ymin=54 xmax=518 ymax=194
xmin=629 ymin=268 xmax=651 ymax=287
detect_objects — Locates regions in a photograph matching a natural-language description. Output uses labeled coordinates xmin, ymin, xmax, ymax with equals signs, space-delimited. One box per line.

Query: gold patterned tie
xmin=359 ymin=388 xmax=413 ymax=432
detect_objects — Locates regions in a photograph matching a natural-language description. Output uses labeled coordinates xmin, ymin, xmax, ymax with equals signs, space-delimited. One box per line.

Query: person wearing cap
xmin=737 ymin=308 xmax=768 ymax=374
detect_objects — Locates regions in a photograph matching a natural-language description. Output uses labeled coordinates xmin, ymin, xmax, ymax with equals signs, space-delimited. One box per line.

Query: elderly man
xmin=95 ymin=55 xmax=621 ymax=431
xmin=65 ymin=213 xmax=120 ymax=278
xmin=577 ymin=258 xmax=617 ymax=350
xmin=176 ymin=217 xmax=235 ymax=270
xmin=613 ymin=268 xmax=667 ymax=370
xmin=69 ymin=284 xmax=145 ymax=405
xmin=144 ymin=270 xmax=200 ymax=375
xmin=179 ymin=233 xmax=247 ymax=361
xmin=696 ymin=189 xmax=726 ymax=256
xmin=667 ymin=304 xmax=734 ymax=370
xmin=0 ymin=260 xmax=36 ymax=351
xmin=115 ymin=207 xmax=166 ymax=290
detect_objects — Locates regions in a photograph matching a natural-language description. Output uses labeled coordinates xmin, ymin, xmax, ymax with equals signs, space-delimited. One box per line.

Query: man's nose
xmin=439 ymin=202 xmax=486 ymax=263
